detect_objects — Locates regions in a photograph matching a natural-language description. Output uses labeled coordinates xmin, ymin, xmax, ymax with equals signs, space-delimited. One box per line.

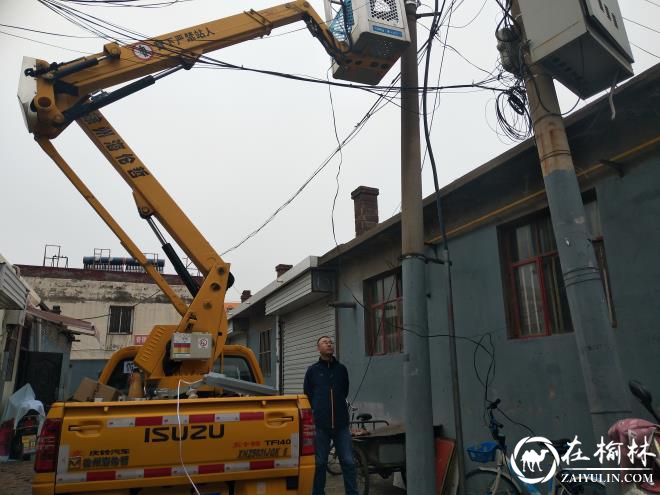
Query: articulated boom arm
xmin=36 ymin=111 xmax=231 ymax=383
xmin=23 ymin=0 xmax=390 ymax=140
xmin=18 ymin=1 xmax=404 ymax=385
xmin=41 ymin=1 xmax=341 ymax=96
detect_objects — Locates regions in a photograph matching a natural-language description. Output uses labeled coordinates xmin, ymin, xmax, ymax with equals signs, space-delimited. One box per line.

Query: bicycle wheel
xmin=327 ymin=445 xmax=342 ymax=475
xmin=354 ymin=446 xmax=369 ymax=495
xmin=558 ymin=481 xmax=606 ymax=495
xmin=465 ymin=469 xmax=521 ymax=495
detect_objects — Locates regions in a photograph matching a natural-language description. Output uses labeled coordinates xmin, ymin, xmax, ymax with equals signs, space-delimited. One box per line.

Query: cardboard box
xmin=73 ymin=378 xmax=120 ymax=402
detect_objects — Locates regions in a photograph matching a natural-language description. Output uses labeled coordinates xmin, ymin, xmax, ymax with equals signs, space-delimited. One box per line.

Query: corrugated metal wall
xmin=0 ymin=263 xmax=28 ymax=309
xmin=282 ymin=297 xmax=335 ymax=394
xmin=266 ymin=272 xmax=312 ymax=314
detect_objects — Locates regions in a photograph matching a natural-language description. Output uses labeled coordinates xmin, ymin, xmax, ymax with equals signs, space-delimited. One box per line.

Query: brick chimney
xmin=275 ymin=264 xmax=293 ymax=278
xmin=240 ymin=290 xmax=252 ymax=302
xmin=351 ymin=186 xmax=379 ymax=236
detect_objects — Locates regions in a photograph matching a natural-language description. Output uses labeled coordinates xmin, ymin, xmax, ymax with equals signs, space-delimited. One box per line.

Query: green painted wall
xmin=334 ymin=155 xmax=660 ymax=466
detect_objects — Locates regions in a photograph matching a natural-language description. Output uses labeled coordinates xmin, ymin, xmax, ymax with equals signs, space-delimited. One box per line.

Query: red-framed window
xmin=364 ymin=270 xmax=403 ymax=355
xmin=500 ymin=199 xmax=616 ymax=339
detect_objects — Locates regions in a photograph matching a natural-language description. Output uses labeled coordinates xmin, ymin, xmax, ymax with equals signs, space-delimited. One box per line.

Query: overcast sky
xmin=1 ymin=0 xmax=658 ymax=301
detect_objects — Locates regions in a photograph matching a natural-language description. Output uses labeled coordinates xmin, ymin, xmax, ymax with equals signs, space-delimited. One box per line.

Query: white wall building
xmin=17 ymin=264 xmax=198 ymax=393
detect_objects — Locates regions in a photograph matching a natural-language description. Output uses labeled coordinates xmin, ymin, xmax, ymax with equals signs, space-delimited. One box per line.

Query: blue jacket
xmin=303 ymin=357 xmax=350 ymax=430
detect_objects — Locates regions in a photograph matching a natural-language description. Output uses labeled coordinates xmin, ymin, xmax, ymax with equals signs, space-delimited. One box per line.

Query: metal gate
xmin=281 ymin=297 xmax=335 ymax=394
xmin=16 ymin=351 xmax=63 ymax=411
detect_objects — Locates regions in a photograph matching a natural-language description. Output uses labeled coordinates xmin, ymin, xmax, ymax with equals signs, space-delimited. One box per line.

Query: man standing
xmin=303 ymin=336 xmax=358 ymax=495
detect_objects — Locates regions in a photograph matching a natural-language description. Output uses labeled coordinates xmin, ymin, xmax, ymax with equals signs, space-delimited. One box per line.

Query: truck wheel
xmin=354 ymin=446 xmax=369 ymax=495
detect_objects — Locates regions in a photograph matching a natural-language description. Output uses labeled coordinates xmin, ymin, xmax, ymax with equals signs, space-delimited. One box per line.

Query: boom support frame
xmin=18 ymin=0 xmax=406 ymax=386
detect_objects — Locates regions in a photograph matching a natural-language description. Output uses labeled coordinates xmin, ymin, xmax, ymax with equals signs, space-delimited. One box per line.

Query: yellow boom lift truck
xmin=16 ymin=1 xmax=410 ymax=493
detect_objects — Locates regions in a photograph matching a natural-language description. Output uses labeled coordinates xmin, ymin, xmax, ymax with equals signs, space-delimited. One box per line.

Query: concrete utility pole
xmin=400 ymin=2 xmax=437 ymax=494
xmin=511 ymin=0 xmax=630 ymax=446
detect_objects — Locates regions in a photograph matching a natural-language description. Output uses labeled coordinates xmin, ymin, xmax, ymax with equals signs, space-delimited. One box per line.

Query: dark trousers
xmin=313 ymin=425 xmax=358 ymax=495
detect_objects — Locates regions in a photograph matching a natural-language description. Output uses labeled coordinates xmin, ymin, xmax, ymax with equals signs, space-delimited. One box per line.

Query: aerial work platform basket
xmin=325 ymin=0 xmax=411 ymax=84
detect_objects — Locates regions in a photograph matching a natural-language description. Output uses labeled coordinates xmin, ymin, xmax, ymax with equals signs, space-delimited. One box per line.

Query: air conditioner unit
xmin=326 ymin=0 xmax=410 ymax=85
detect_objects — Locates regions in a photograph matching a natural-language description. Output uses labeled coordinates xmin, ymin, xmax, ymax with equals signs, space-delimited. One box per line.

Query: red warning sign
xmin=132 ymin=43 xmax=153 ymax=61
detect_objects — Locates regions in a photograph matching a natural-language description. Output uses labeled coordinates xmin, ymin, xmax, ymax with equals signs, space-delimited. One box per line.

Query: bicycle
xmin=465 ymin=399 xmax=606 ymax=495
xmin=327 ymin=406 xmax=389 ymax=474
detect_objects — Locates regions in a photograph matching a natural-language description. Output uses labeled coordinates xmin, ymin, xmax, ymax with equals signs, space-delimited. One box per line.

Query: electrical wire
xmin=25 ymin=0 xmax=512 ymax=314
xmin=391 ymin=31 xmax=451 ymax=215
xmin=218 ymin=115 xmax=370 ymax=256
xmin=424 ymin=0 xmax=455 ymax=171
xmin=196 ymin=52 xmax=504 ymax=96
xmin=447 ymin=0 xmax=488 ymax=29
xmin=31 ymin=0 xmax=550 ymax=454
xmin=0 ymin=23 xmax=100 ymax=38
xmin=495 ymin=85 xmax=532 ymax=140
xmin=220 ymin=62 xmax=500 ymax=256
xmin=0 ymin=29 xmax=92 ymax=53
xmin=350 ymin=305 xmax=500 ymax=408
xmin=473 ymin=333 xmax=495 ymax=406
xmin=330 ymin=0 xmax=534 ymax=445
xmin=492 ymin=0 xmax=533 ymax=140
xmin=391 ymin=12 xmax=503 ymax=215
xmin=78 ymin=287 xmax=167 ymax=320
xmin=631 ymin=41 xmax=660 ymax=58
xmin=54 ymin=0 xmax=196 ymax=8
xmin=230 ymin=284 xmax=244 ymax=300
xmin=219 ymin=64 xmax=413 ymax=256
xmin=176 ymin=378 xmax=203 ymax=495
xmin=623 ymin=16 xmax=660 ymax=35
xmin=71 ymin=286 xmax=169 ymax=351
xmin=397 ymin=319 xmax=537 ymax=436
xmin=27 ymin=2 xmax=493 ymax=254
xmin=326 ymin=69 xmax=344 ymax=248
xmin=37 ymin=0 xmax=330 ymax=47
xmin=497 ymin=406 xmax=536 ymax=436
xmin=493 ymin=1 xmax=587 ymax=125
xmin=323 ymin=41 xmax=444 ymax=402
xmin=422 ymin=31 xmax=499 ymax=76
xmin=494 ymin=0 xmax=522 ymax=39
xmin=35 ymin=0 xmax=496 ymax=96
xmin=420 ymin=0 xmax=472 ymax=485
xmin=25 ymin=0 xmax=502 ymax=260
xmin=22 ymin=0 xmax=508 ymax=283
xmin=35 ymin=0 xmax=506 ymax=98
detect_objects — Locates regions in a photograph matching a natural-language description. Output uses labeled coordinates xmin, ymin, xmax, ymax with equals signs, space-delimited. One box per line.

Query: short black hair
xmin=317 ymin=335 xmax=332 ymax=345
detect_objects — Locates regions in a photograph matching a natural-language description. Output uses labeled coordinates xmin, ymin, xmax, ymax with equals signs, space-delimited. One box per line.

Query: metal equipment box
xmin=326 ymin=0 xmax=410 ymax=84
xmin=170 ymin=332 xmax=213 ymax=360
xmin=517 ymin=0 xmax=634 ymax=98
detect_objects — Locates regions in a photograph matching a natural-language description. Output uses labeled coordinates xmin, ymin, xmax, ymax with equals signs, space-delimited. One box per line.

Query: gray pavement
xmin=0 ymin=460 xmax=405 ymax=494
xmin=326 ymin=470 xmax=406 ymax=494
xmin=0 ymin=460 xmax=33 ymax=495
